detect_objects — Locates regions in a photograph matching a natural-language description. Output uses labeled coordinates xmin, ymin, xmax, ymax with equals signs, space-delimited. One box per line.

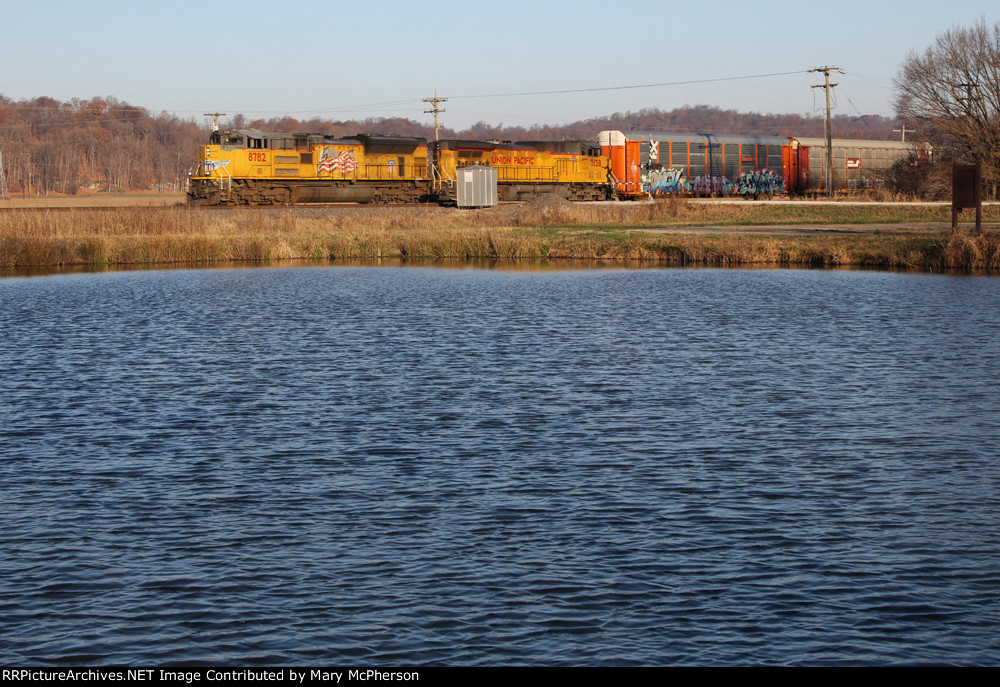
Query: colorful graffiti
xmin=646 ymin=167 xmax=689 ymax=194
xmin=691 ymin=175 xmax=735 ymax=196
xmin=647 ymin=168 xmax=786 ymax=197
xmin=736 ymin=169 xmax=785 ymax=197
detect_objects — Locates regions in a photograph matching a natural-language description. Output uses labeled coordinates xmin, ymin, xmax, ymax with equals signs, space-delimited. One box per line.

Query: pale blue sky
xmin=3 ymin=0 xmax=998 ymax=129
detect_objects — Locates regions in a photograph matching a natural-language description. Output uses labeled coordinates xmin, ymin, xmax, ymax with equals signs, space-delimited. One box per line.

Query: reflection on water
xmin=5 ymin=256 xmax=988 ymax=281
xmin=0 ymin=257 xmax=632 ymax=279
xmin=1 ymin=265 xmax=998 ymax=665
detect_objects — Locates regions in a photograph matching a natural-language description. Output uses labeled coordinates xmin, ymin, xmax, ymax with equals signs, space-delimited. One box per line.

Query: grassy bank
xmin=0 ymin=192 xmax=185 ymax=209
xmin=1 ymin=200 xmax=998 ymax=272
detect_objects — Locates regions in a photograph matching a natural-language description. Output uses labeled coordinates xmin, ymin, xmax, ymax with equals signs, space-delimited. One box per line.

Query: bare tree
xmin=894 ymin=18 xmax=1000 ymax=197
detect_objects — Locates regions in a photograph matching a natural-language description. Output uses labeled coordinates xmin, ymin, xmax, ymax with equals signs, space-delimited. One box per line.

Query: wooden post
xmin=810 ymin=66 xmax=843 ymax=198
xmin=952 ymin=162 xmax=982 ymax=232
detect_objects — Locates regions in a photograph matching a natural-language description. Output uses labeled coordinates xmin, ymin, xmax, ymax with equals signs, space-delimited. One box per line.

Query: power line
xmin=445 ymin=70 xmax=811 ymax=100
xmin=2 ymin=70 xmax=815 ymax=127
xmin=168 ymin=70 xmax=817 ymax=120
xmin=145 ymin=71 xmax=814 ymax=116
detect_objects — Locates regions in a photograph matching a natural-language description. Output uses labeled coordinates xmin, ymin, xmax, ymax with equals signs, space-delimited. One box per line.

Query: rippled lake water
xmin=1 ymin=264 xmax=998 ymax=666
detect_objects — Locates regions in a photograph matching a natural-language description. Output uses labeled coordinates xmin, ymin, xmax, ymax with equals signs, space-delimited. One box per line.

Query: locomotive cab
xmin=209 ymin=130 xmax=250 ymax=149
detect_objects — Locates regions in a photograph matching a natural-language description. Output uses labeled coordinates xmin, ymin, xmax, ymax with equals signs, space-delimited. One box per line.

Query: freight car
xmin=599 ymin=130 xmax=791 ymax=198
xmin=187 ymin=129 xmax=432 ymax=205
xmin=599 ymin=129 xmax=916 ymax=197
xmin=789 ymin=137 xmax=914 ymax=194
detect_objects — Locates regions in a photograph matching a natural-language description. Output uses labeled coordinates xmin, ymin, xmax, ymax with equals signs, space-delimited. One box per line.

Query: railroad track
xmin=0 ymin=202 xmax=451 ymax=213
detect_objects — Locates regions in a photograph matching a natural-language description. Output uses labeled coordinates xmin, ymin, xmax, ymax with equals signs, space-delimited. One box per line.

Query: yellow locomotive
xmin=187 ymin=128 xmax=616 ymax=205
xmin=431 ymin=140 xmax=615 ymax=202
xmin=187 ymin=129 xmax=431 ymax=205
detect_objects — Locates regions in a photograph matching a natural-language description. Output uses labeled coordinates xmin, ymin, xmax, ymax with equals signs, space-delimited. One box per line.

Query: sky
xmin=3 ymin=0 xmax=1000 ymax=130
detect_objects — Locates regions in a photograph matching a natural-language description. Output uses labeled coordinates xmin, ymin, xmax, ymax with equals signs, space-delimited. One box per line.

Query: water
xmin=1 ymin=265 xmax=998 ymax=666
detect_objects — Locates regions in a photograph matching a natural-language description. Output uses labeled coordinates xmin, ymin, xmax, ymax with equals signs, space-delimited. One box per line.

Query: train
xmin=186 ymin=126 xmax=917 ymax=205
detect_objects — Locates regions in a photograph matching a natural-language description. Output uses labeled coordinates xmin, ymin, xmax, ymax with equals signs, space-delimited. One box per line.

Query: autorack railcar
xmin=789 ymin=137 xmax=915 ymax=194
xmin=599 ymin=130 xmax=793 ymax=198
xmin=599 ymin=129 xmax=917 ymax=197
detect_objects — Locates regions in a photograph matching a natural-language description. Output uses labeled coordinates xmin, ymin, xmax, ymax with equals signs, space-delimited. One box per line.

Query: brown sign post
xmin=952 ymin=162 xmax=982 ymax=231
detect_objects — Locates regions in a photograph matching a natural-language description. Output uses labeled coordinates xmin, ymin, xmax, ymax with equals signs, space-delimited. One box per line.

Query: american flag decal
xmin=318 ymin=148 xmax=357 ymax=176
xmin=201 ymin=160 xmax=230 ymax=173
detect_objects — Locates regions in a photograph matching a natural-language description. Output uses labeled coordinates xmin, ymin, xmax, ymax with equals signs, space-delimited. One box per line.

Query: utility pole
xmin=423 ymin=90 xmax=447 ymax=187
xmin=893 ymin=124 xmax=914 ymax=142
xmin=203 ymin=112 xmax=227 ymax=132
xmin=422 ymin=90 xmax=447 ymax=141
xmin=810 ymin=66 xmax=844 ymax=198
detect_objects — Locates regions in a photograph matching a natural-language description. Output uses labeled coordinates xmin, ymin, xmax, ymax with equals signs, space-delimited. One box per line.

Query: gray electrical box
xmin=456 ymin=165 xmax=498 ymax=208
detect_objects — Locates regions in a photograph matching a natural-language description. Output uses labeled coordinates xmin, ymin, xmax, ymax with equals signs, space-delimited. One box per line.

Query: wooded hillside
xmin=0 ymin=96 xmax=205 ymax=196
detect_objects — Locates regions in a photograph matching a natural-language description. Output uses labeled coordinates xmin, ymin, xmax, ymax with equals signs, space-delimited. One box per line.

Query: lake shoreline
xmin=1 ymin=202 xmax=998 ymax=272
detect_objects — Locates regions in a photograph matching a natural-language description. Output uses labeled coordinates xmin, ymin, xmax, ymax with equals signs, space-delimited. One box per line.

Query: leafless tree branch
xmin=894 ymin=17 xmax=1000 ymax=196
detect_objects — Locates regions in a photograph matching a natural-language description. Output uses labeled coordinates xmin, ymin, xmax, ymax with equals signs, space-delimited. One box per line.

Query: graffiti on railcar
xmin=670 ymin=170 xmax=786 ymax=197
xmin=691 ymin=176 xmax=735 ymax=196
xmin=736 ymin=170 xmax=785 ymax=196
xmin=646 ymin=167 xmax=690 ymax=194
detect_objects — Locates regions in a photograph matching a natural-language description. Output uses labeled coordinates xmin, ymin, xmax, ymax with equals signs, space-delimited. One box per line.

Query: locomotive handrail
xmin=209 ymin=164 xmax=232 ymax=201
xmin=496 ymin=166 xmax=557 ymax=182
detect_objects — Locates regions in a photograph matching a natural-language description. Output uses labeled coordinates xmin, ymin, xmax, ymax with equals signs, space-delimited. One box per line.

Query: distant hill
xmin=0 ymin=94 xmax=903 ymax=196
xmin=240 ymin=105 xmax=902 ymax=142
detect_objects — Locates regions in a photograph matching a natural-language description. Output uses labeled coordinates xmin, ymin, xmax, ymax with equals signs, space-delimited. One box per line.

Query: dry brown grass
xmin=0 ymin=193 xmax=184 ymax=209
xmin=0 ymin=202 xmax=997 ymax=272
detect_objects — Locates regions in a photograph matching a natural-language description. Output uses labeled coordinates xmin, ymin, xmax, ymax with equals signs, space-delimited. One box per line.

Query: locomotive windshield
xmin=209 ymin=131 xmax=246 ymax=148
xmin=222 ymin=132 xmax=245 ymax=147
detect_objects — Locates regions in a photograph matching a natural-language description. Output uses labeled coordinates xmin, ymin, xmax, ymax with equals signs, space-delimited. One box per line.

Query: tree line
xmin=0 ymin=96 xmax=206 ymax=196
